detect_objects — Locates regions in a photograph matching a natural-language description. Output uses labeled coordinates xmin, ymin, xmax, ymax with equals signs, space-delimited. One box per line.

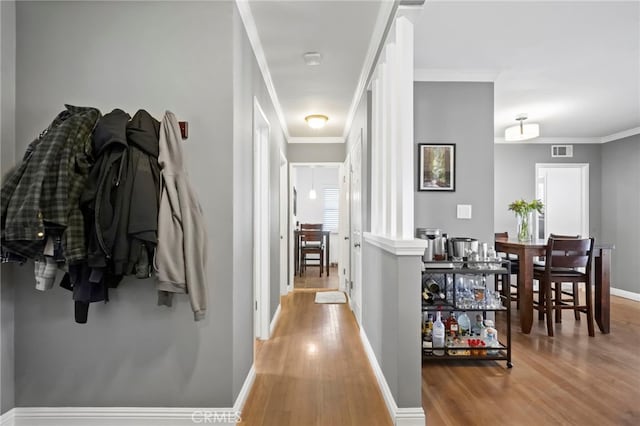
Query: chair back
xmin=544 ymin=237 xmax=594 ymax=271
xmin=495 ymin=232 xmax=509 ymax=241
xmin=300 ymin=230 xmax=324 ymax=247
xmin=300 ymin=223 xmax=323 ymax=231
xmin=549 ymin=233 xmax=580 ymax=239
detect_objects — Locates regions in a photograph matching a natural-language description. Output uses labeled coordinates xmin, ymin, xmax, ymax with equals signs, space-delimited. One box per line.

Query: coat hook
xmin=178 ymin=121 xmax=188 ymax=139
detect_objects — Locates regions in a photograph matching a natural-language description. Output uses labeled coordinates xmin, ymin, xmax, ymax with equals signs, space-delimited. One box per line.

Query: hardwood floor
xmin=422 ymin=295 xmax=640 ymax=426
xmin=241 ymin=291 xmax=392 ymax=426
xmin=294 ymin=265 xmax=339 ymax=289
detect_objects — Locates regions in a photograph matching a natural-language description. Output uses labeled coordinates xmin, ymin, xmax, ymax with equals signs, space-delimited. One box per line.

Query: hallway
xmin=293 ymin=265 xmax=339 ymax=290
xmin=240 ymin=291 xmax=392 ymax=426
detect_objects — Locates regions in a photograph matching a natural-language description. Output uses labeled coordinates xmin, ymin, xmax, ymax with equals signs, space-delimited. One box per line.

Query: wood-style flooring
xmin=294 ymin=265 xmax=339 ymax=289
xmin=423 ymin=294 xmax=640 ymax=426
xmin=240 ymin=291 xmax=392 ymax=426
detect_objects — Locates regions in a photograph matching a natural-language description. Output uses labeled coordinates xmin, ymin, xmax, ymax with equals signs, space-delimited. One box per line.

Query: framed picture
xmin=418 ymin=143 xmax=456 ymax=191
xmin=293 ymin=187 xmax=297 ymax=216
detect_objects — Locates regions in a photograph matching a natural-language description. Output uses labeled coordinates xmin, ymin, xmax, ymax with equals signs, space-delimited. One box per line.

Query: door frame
xmin=348 ymin=131 xmax=363 ymax=324
xmin=535 ymin=163 xmax=589 ymax=239
xmin=288 ymin=162 xmax=342 ymax=291
xmin=279 ymin=150 xmax=288 ymax=296
xmin=253 ymin=97 xmax=271 ymax=340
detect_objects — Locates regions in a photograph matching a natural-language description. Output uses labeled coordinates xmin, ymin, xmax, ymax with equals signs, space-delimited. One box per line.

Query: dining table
xmin=495 ymin=238 xmax=614 ymax=334
xmin=293 ymin=229 xmax=331 ymax=277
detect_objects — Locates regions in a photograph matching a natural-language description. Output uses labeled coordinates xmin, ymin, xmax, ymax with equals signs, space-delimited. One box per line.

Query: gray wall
xmin=13 ymin=0 xmax=236 ymax=407
xmin=414 ymin=82 xmax=495 ymax=243
xmin=287 ymin=143 xmax=345 ymax=163
xmin=0 ymin=0 xmax=16 ymax=414
xmin=601 ymin=135 xmax=640 ymax=294
xmin=494 ymin=143 xmax=602 ymax=241
xmin=361 ymin=243 xmax=422 ymax=408
xmin=231 ymin=4 xmax=288 ymax=399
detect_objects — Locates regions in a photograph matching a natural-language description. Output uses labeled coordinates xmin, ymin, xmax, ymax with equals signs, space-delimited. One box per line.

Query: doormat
xmin=314 ymin=291 xmax=347 ymax=304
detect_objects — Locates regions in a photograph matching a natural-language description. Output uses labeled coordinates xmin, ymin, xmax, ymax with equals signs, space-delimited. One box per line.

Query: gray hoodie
xmin=155 ymin=111 xmax=208 ymax=321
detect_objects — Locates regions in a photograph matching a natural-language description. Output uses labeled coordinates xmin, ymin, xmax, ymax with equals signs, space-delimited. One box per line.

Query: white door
xmin=254 ymin=98 xmax=270 ymax=341
xmin=350 ymin=132 xmax=363 ymax=324
xmin=536 ymin=164 xmax=589 ymax=239
xmin=339 ymin=162 xmax=351 ymax=294
xmin=279 ymin=154 xmax=288 ymax=296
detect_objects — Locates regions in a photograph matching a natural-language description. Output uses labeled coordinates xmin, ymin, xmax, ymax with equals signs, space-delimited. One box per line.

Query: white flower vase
xmin=516 ymin=212 xmax=533 ymax=242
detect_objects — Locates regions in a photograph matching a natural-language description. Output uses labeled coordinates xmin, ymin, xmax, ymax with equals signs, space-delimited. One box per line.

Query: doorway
xmin=535 ymin=163 xmax=589 ymax=239
xmin=253 ymin=98 xmax=270 ymax=341
xmin=290 ymin=163 xmax=341 ymax=290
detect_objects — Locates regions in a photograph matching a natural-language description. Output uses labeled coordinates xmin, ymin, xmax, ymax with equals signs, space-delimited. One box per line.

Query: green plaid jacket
xmin=1 ymin=105 xmax=100 ymax=262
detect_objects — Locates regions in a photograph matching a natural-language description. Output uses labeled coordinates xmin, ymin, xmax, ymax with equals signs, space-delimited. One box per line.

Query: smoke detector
xmin=303 ymin=52 xmax=322 ymax=66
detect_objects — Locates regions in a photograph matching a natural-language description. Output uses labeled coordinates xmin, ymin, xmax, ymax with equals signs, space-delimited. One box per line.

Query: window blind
xmin=323 ymin=187 xmax=339 ymax=232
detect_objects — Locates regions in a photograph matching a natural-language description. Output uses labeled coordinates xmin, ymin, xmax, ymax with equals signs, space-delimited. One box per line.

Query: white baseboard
xmin=359 ymin=329 xmax=425 ymax=426
xmin=0 ymin=409 xmax=15 ymax=426
xmin=269 ymin=303 xmax=281 ymax=336
xmin=611 ymin=287 xmax=640 ymax=301
xmin=233 ymin=364 xmax=256 ymax=414
xmin=0 ymin=364 xmax=258 ymax=426
xmin=0 ymin=407 xmax=239 ymax=426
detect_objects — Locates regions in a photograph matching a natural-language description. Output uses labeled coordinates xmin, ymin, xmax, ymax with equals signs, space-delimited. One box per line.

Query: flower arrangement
xmin=508 ymin=199 xmax=544 ymax=241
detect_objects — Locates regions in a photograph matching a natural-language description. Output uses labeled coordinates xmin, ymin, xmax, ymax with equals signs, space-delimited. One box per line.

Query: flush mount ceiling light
xmin=303 ymin=52 xmax=322 ymax=66
xmin=305 ymin=114 xmax=329 ymax=129
xmin=505 ymin=113 xmax=540 ymax=141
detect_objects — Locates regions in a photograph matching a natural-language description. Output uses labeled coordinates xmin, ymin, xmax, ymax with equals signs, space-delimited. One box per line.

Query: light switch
xmin=457 ymin=204 xmax=472 ymax=219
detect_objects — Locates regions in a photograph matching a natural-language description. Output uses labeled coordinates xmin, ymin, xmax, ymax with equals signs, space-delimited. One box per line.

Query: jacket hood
xmin=158 ymin=111 xmax=184 ymax=173
xmin=127 ymin=110 xmax=160 ymax=158
xmin=92 ymin=109 xmax=130 ymax=155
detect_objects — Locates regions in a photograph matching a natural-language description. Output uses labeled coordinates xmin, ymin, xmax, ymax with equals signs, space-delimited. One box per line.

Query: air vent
xmin=551 ymin=145 xmax=573 ymax=158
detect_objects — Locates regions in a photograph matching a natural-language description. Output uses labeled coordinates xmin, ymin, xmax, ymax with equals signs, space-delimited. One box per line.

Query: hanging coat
xmin=155 ymin=111 xmax=208 ymax=321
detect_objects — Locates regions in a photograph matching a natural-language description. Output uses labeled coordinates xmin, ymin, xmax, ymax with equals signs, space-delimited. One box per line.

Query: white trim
xmin=414 ymin=68 xmax=499 ymax=82
xmin=359 ymin=329 xmax=426 ymax=426
xmin=611 ymin=287 xmax=640 ymax=302
xmin=253 ymin=97 xmax=271 ymax=341
xmin=342 ymin=0 xmax=396 ymax=142
xmin=363 ymin=232 xmax=427 ymax=256
xmin=232 ymin=365 xmax=256 ymax=414
xmin=235 ymin=0 xmax=290 ymax=141
xmin=2 ymin=407 xmax=238 ymax=425
xmin=269 ymin=304 xmax=282 ymax=336
xmin=0 ymin=410 xmax=15 ymax=426
xmin=601 ymin=126 xmax=640 ymax=143
xmin=495 ymin=137 xmax=601 ymax=145
xmin=287 ymin=137 xmax=344 ymax=144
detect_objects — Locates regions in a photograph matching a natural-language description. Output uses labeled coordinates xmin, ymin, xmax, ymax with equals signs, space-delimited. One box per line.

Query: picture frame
xmin=293 ymin=187 xmax=297 ymax=216
xmin=418 ymin=143 xmax=456 ymax=191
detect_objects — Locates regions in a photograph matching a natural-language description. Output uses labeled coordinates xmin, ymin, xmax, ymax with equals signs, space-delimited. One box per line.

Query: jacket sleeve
xmin=180 ymin=181 xmax=208 ymax=321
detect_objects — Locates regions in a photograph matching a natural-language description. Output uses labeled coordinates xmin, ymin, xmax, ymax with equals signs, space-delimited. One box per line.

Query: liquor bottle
xmin=432 ymin=309 xmax=445 ymax=356
xmin=449 ymin=312 xmax=459 ymax=337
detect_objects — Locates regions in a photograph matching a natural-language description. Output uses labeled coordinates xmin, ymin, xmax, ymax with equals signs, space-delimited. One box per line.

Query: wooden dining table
xmin=495 ymin=239 xmax=613 ymax=335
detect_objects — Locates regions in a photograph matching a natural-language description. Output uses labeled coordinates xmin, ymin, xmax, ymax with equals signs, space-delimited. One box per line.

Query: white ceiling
xmin=414 ymin=1 xmax=640 ymax=140
xmin=246 ymin=0 xmax=639 ymax=143
xmin=248 ymin=0 xmax=387 ymax=140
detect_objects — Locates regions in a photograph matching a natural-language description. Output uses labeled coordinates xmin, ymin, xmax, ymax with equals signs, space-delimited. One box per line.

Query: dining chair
xmin=300 ymin=229 xmax=325 ymax=277
xmin=533 ymin=237 xmax=595 ymax=337
xmin=495 ymin=232 xmax=520 ymax=308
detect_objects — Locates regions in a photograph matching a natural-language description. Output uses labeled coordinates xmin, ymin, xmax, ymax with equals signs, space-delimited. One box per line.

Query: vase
xmin=516 ymin=212 xmax=533 ymax=242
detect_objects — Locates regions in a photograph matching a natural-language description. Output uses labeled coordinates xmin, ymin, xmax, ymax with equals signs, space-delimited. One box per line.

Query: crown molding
xmin=341 ymin=0 xmax=398 ymax=142
xmin=601 ymin=126 xmax=640 ymax=143
xmin=414 ymin=68 xmax=500 ymax=82
xmin=288 ymin=137 xmax=344 ymax=144
xmin=235 ymin=0 xmax=290 ymax=142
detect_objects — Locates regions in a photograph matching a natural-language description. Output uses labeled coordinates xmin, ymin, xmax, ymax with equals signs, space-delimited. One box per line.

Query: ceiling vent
xmin=551 ymin=145 xmax=573 ymax=158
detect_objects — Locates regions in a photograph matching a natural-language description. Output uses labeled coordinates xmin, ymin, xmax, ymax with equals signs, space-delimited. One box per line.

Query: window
xmin=323 ymin=188 xmax=339 ymax=232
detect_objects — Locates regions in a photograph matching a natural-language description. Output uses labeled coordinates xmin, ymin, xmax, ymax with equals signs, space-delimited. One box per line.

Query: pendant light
xmin=309 ymin=167 xmax=317 ymax=199
xmin=505 ymin=113 xmax=540 ymax=141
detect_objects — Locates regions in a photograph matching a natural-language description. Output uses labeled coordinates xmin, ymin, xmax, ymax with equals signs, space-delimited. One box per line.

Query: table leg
xmin=519 ymin=250 xmax=534 ymax=334
xmin=595 ymin=249 xmax=611 ymax=334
